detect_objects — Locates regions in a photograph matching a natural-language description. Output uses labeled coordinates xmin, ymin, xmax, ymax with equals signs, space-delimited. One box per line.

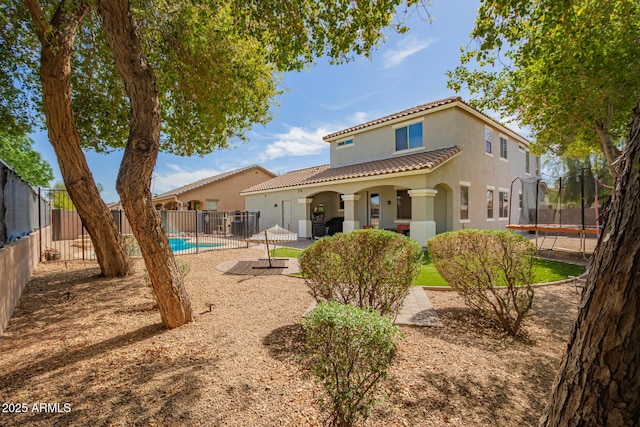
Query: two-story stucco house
xmin=153 ymin=165 xmax=275 ymax=211
xmin=241 ymin=97 xmax=539 ymax=245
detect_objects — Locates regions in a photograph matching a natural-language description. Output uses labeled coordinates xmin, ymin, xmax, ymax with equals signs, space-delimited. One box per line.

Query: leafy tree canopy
xmin=447 ymin=0 xmax=640 ymax=166
xmin=3 ymin=0 xmax=417 ymax=156
xmin=0 ymin=132 xmax=54 ymax=187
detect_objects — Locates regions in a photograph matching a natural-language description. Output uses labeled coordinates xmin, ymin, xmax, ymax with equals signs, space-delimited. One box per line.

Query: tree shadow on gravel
xmin=0 ymin=321 xmax=221 ymax=427
xmin=529 ymin=285 xmax=581 ymax=340
xmin=262 ymin=324 xmax=307 ymax=362
xmin=0 ymin=323 xmax=166 ymax=395
xmin=385 ymin=364 xmax=548 ymax=427
xmin=429 ymin=306 xmax=537 ymax=347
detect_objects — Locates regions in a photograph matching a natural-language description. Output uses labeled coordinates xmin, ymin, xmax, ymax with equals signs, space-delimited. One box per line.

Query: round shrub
xmin=427 ymin=229 xmax=536 ymax=335
xmin=304 ymin=301 xmax=400 ymax=427
xmin=300 ymin=229 xmax=422 ymax=318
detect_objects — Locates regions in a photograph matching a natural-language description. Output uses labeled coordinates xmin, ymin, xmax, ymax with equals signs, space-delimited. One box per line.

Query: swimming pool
xmin=168 ymin=238 xmax=223 ymax=252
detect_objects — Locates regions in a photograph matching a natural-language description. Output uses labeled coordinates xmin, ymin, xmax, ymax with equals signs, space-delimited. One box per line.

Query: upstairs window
xmin=485 ymin=128 xmax=493 ymax=154
xmin=500 ymin=136 xmax=508 ymax=159
xmin=525 ymin=151 xmax=531 ymax=174
xmin=337 ymin=139 xmax=353 ymax=147
xmin=395 ymin=122 xmax=423 ymax=151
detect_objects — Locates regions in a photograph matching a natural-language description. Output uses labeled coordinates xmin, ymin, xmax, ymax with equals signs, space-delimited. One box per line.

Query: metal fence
xmin=2 ymin=173 xmax=260 ymax=261
xmin=0 ymin=159 xmax=50 ymax=248
xmin=41 ymin=190 xmax=260 ymax=261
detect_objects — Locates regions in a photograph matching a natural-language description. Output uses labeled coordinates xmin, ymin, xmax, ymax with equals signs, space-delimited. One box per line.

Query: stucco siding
xmin=155 ymin=167 xmax=274 ymax=211
xmin=245 ymin=100 xmax=537 ymax=241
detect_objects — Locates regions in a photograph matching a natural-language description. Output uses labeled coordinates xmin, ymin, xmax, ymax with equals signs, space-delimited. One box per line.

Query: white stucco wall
xmin=245 ymin=103 xmax=538 ymax=243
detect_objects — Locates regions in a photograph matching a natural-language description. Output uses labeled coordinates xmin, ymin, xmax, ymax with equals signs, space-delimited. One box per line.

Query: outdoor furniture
xmin=244 ymin=225 xmax=298 ymax=268
xmin=396 ymin=224 xmax=410 ymax=236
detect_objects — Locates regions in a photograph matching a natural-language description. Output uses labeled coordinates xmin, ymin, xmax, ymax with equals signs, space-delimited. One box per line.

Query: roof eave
xmin=241 ymin=150 xmax=461 ymax=195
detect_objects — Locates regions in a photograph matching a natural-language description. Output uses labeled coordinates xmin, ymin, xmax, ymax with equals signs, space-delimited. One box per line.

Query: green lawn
xmin=272 ymin=247 xmax=586 ymax=286
xmin=417 ymin=252 xmax=586 ymax=287
xmin=270 ymin=248 xmax=303 ymax=258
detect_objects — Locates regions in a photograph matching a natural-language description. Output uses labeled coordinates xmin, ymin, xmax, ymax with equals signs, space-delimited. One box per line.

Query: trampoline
xmin=506 ymin=172 xmax=611 ymax=259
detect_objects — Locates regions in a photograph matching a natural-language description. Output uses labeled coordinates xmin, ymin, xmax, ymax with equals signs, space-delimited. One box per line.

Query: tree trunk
xmin=595 ymin=117 xmax=622 ymax=179
xmin=540 ymin=102 xmax=640 ymax=425
xmin=97 ymin=0 xmax=194 ymax=328
xmin=26 ymin=0 xmax=131 ymax=277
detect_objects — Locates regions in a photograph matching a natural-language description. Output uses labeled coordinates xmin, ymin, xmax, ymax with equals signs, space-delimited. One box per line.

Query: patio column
xmin=409 ymin=188 xmax=438 ymax=244
xmin=341 ymin=194 xmax=361 ymax=233
xmin=297 ymin=198 xmax=313 ymax=239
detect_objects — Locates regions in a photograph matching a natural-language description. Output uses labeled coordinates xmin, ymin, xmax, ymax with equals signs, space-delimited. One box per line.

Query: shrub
xmin=304 ymin=301 xmax=399 ymax=427
xmin=427 ymin=229 xmax=536 ymax=336
xmin=299 ymin=229 xmax=422 ymax=318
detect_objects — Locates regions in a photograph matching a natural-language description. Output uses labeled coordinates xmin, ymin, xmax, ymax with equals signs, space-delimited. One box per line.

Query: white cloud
xmin=347 ymin=111 xmax=372 ymax=125
xmin=382 ymin=36 xmax=436 ymax=69
xmin=152 ymin=164 xmax=223 ymax=193
xmin=261 ymin=125 xmax=337 ymax=161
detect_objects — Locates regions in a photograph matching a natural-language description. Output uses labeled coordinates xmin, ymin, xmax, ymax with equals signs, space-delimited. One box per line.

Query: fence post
xmin=38 ymin=188 xmax=42 ymax=261
xmin=195 ymin=209 xmax=199 ymax=254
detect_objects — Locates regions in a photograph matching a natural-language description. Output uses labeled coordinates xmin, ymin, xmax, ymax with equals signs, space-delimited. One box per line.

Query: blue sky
xmin=32 ymin=0 xmax=483 ymax=203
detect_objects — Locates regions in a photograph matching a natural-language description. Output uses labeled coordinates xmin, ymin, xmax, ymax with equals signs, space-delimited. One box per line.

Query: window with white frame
xmin=485 ymin=128 xmax=493 ymax=154
xmin=500 ymin=136 xmax=508 ymax=159
xmin=395 ymin=122 xmax=423 ymax=151
xmin=337 ymin=139 xmax=353 ymax=147
xmin=526 ymin=151 xmax=531 ymax=174
xmin=499 ymin=191 xmax=509 ymax=218
xmin=460 ymin=185 xmax=470 ymax=220
xmin=487 ymin=189 xmax=494 ymax=219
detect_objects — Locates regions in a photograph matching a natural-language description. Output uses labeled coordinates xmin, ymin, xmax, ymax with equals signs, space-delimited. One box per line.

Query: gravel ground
xmin=0 ymin=246 xmax=583 ymax=426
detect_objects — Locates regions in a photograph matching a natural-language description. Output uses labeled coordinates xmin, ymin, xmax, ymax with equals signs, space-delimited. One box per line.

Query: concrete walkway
xmin=395 ymin=287 xmax=443 ymax=327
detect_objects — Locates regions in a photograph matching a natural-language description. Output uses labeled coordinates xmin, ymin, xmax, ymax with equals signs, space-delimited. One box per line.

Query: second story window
xmin=500 ymin=137 xmax=508 ymax=159
xmin=337 ymin=139 xmax=353 ymax=147
xmin=526 ymin=151 xmax=531 ymax=174
xmin=395 ymin=122 xmax=422 ymax=151
xmin=485 ymin=128 xmax=493 ymax=154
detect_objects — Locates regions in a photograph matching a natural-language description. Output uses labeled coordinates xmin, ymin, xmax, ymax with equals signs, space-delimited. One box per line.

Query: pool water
xmin=168 ymin=238 xmax=222 ymax=252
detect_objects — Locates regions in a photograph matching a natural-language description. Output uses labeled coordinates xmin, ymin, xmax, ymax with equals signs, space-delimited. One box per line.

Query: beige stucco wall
xmin=154 ymin=168 xmax=274 ymax=211
xmin=0 ymin=228 xmax=48 ymax=335
xmin=246 ymin=104 xmax=539 ymax=243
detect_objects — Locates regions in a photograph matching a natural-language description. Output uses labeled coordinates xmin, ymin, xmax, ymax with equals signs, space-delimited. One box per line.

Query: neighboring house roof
xmin=242 ymin=146 xmax=462 ymax=193
xmin=323 ymin=96 xmax=528 ymax=145
xmin=154 ymin=165 xmax=275 ymax=200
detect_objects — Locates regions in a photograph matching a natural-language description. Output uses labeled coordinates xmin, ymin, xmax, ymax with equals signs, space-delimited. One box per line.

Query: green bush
xmin=304 ymin=301 xmax=399 ymax=427
xmin=427 ymin=229 xmax=536 ymax=336
xmin=300 ymin=229 xmax=422 ymax=318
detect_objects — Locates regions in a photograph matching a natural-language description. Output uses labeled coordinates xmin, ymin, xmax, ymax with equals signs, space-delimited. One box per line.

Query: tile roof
xmin=242 ymin=146 xmax=462 ymax=193
xmin=324 ymin=96 xmax=463 ymax=140
xmin=154 ymin=165 xmax=275 ymax=200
